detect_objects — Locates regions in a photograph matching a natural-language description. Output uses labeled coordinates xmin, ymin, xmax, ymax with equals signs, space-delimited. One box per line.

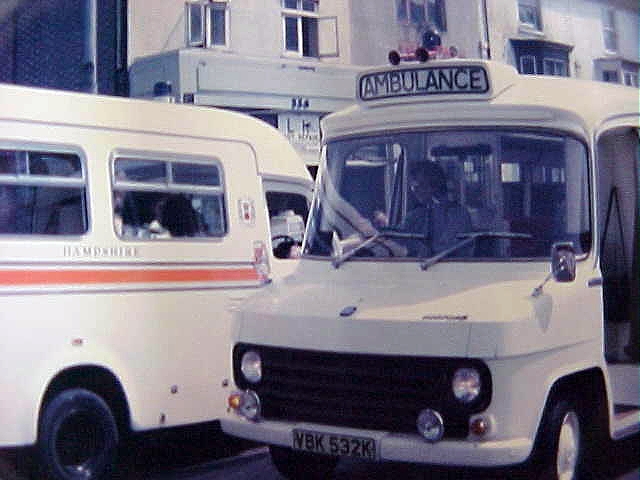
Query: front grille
xmin=233 ymin=344 xmax=491 ymax=439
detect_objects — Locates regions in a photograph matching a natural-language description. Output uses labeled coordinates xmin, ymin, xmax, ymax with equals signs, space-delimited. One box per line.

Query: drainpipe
xmin=480 ymin=0 xmax=491 ymax=59
xmin=86 ymin=0 xmax=98 ymax=93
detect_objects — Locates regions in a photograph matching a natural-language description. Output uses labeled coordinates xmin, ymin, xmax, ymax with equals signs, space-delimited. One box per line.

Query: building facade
xmin=128 ymin=0 xmax=362 ymax=169
xmin=0 ymin=1 xmax=636 ymax=168
xmin=347 ymin=0 xmax=638 ymax=86
xmin=0 ymin=0 xmax=128 ymax=95
xmin=127 ymin=0 xmax=638 ymax=169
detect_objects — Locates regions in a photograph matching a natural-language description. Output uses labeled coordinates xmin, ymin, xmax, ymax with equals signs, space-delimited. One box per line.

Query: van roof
xmin=0 ymin=83 xmax=311 ymax=184
xmin=323 ymin=60 xmax=639 ymax=140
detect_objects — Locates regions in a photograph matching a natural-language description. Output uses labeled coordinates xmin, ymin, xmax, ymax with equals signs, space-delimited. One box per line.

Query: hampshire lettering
xmin=360 ymin=66 xmax=489 ymax=101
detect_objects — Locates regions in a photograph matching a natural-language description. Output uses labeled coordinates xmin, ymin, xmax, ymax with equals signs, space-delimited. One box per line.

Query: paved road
xmin=1 ymin=423 xmax=637 ymax=479
xmin=159 ymin=446 xmax=640 ymax=480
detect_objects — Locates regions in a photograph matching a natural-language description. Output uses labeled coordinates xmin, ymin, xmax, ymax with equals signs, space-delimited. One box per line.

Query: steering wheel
xmin=272 ymin=235 xmax=300 ymax=259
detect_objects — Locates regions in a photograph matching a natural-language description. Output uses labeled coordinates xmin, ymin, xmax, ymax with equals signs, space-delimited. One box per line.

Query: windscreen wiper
xmin=332 ymin=229 xmax=422 ymax=268
xmin=420 ymin=231 xmax=533 ymax=271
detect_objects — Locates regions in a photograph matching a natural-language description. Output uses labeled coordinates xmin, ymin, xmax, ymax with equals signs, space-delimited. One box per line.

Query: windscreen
xmin=304 ymin=129 xmax=590 ymax=261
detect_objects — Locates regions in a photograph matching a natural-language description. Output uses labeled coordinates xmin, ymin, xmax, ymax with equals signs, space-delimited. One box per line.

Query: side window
xmin=113 ymin=157 xmax=226 ymax=239
xmin=0 ymin=149 xmax=87 ymax=235
xmin=267 ymin=191 xmax=309 ymax=259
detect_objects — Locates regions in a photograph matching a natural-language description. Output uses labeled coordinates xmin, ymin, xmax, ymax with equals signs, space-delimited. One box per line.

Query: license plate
xmin=292 ymin=429 xmax=377 ymax=460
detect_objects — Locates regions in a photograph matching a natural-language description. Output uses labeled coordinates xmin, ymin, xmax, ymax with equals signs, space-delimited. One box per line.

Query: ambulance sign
xmin=358 ymin=65 xmax=489 ymax=101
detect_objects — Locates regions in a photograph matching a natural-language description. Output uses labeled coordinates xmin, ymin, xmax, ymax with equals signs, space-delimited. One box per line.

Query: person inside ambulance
xmin=400 ymin=161 xmax=472 ymax=257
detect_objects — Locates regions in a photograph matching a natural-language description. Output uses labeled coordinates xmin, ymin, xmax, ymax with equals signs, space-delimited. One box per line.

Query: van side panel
xmin=0 ymin=119 xmax=269 ymax=445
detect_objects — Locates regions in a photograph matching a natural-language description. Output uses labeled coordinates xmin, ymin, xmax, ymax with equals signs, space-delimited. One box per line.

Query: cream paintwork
xmin=236 ymin=260 xmax=599 ymax=359
xmin=222 ymin=60 xmax=639 ymax=467
xmin=0 ymin=84 xmax=312 ymax=447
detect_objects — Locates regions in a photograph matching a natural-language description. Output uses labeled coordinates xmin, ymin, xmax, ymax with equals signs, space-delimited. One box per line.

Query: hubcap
xmin=556 ymin=410 xmax=580 ymax=480
xmin=55 ymin=411 xmax=106 ymax=477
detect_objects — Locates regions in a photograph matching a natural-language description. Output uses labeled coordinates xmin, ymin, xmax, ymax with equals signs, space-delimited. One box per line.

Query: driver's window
xmin=267 ymin=191 xmax=309 ymax=259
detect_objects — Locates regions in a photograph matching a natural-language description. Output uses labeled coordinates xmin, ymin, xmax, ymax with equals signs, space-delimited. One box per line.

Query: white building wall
xmin=486 ymin=0 xmax=638 ymax=81
xmin=129 ymin=1 xmax=637 ymax=81
xmin=129 ymin=0 xmax=353 ymax=66
xmin=319 ymin=1 xmax=353 ymax=63
xmin=128 ymin=0 xmax=185 ymax=64
xmin=349 ymin=0 xmax=398 ymax=66
xmin=441 ymin=1 xmax=483 ymax=60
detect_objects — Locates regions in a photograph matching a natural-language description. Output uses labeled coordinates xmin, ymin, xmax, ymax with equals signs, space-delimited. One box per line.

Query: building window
xmin=186 ymin=1 xmax=229 ymax=48
xmin=602 ymin=8 xmax=618 ymax=53
xmin=520 ymin=55 xmax=537 ymax=74
xmin=512 ymin=39 xmax=571 ymax=77
xmin=543 ymin=58 xmax=568 ymax=77
xmin=603 ymin=70 xmax=619 ymax=83
xmin=187 ymin=2 xmax=205 ymax=46
xmin=518 ymin=0 xmax=541 ymax=31
xmin=623 ymin=71 xmax=638 ymax=87
xmin=208 ymin=2 xmax=229 ymax=46
xmin=282 ymin=0 xmax=320 ymax=57
xmin=396 ymin=0 xmax=446 ymax=32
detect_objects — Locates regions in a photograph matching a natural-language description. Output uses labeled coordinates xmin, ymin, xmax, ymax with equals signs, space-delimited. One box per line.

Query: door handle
xmin=587 ymin=277 xmax=603 ymax=287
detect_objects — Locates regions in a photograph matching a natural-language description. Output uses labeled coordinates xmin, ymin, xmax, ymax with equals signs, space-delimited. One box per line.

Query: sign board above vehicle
xmin=358 ymin=64 xmax=490 ymax=102
xmin=353 ymin=61 xmax=521 ymax=104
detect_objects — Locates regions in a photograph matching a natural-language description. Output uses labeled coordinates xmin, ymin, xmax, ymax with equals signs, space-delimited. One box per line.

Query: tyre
xmin=269 ymin=445 xmax=339 ymax=479
xmin=37 ymin=388 xmax=119 ymax=480
xmin=533 ymin=399 xmax=586 ymax=480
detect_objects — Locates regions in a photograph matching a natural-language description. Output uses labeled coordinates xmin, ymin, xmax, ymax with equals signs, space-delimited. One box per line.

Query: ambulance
xmin=223 ymin=58 xmax=639 ymax=479
xmin=0 ymin=83 xmax=312 ymax=479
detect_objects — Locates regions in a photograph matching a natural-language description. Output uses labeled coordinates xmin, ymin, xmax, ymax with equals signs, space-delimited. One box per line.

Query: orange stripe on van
xmin=0 ymin=267 xmax=260 ymax=286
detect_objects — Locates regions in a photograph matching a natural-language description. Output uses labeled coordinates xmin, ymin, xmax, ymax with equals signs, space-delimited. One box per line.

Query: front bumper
xmin=221 ymin=416 xmax=533 ymax=467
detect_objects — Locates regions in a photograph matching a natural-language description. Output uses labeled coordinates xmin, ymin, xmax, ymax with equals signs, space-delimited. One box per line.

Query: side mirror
xmin=551 ymin=242 xmax=576 ymax=283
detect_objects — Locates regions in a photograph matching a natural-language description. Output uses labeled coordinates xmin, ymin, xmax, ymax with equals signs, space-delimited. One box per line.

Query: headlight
xmin=240 ymin=350 xmax=262 ymax=384
xmin=416 ymin=408 xmax=444 ymax=442
xmin=452 ymin=367 xmax=481 ymax=403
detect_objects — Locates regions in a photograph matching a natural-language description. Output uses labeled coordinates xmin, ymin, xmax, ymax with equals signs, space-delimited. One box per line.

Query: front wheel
xmin=37 ymin=388 xmax=119 ymax=480
xmin=534 ymin=399 xmax=585 ymax=480
xmin=269 ymin=445 xmax=338 ymax=480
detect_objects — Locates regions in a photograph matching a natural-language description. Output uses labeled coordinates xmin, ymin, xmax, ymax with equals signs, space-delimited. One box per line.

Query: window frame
xmin=543 ymin=57 xmax=568 ymax=77
xmin=0 ymin=147 xmax=88 ymax=236
xmin=512 ymin=39 xmax=572 ymax=77
xmin=186 ymin=1 xmax=230 ymax=49
xmin=396 ymin=0 xmax=447 ymax=32
xmin=623 ymin=71 xmax=639 ymax=87
xmin=206 ymin=1 xmax=230 ymax=48
xmin=111 ymin=154 xmax=228 ymax=240
xmin=518 ymin=0 xmax=542 ymax=32
xmin=186 ymin=1 xmax=205 ymax=47
xmin=520 ymin=54 xmax=538 ymax=74
xmin=281 ymin=0 xmax=319 ymax=57
xmin=602 ymin=69 xmax=620 ymax=83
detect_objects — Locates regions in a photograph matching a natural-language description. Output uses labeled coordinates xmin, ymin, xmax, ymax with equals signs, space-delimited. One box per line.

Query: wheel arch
xmin=531 ymin=366 xmax=609 ymax=459
xmin=38 ymin=365 xmax=131 ymax=437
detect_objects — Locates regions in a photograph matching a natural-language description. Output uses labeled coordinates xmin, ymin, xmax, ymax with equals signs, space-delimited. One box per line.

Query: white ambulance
xmin=0 ymin=83 xmax=312 ymax=479
xmin=223 ymin=59 xmax=639 ymax=479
